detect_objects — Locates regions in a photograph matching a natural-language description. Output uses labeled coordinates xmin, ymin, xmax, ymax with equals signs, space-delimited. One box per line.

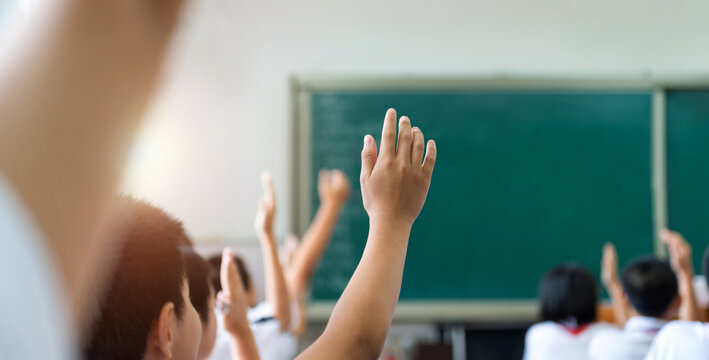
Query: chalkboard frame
xmin=290 ymin=75 xmax=709 ymax=321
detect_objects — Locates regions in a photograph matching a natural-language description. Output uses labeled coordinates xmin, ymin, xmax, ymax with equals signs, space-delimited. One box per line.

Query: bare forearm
xmin=228 ymin=330 xmax=261 ymax=360
xmin=297 ymin=222 xmax=410 ymax=360
xmin=0 ymin=0 xmax=181 ymax=329
xmin=678 ymin=272 xmax=699 ymax=321
xmin=259 ymin=232 xmax=291 ymax=330
xmin=606 ymin=283 xmax=628 ymax=325
xmin=290 ymin=201 xmax=345 ymax=295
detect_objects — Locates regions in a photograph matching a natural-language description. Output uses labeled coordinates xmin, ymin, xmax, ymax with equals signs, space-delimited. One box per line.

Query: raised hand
xmin=254 ymin=172 xmax=276 ymax=238
xmin=661 ymin=229 xmax=699 ymax=321
xmin=601 ymin=242 xmax=620 ymax=288
xmin=360 ymin=108 xmax=436 ymax=229
xmin=218 ymin=248 xmax=251 ymax=335
xmin=661 ymin=229 xmax=694 ymax=276
xmin=317 ymin=169 xmax=352 ymax=207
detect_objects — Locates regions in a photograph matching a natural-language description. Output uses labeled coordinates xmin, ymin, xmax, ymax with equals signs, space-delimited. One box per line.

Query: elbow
xmin=353 ymin=329 xmax=387 ymax=360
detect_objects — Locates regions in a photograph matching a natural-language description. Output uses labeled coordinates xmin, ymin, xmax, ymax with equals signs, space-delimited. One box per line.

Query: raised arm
xmin=297 ymin=108 xmax=437 ymax=359
xmin=287 ymin=169 xmax=350 ymax=299
xmin=219 ymin=248 xmax=260 ymax=360
xmin=661 ymin=229 xmax=700 ymax=321
xmin=601 ymin=243 xmax=629 ymax=325
xmin=254 ymin=173 xmax=291 ymax=331
xmin=0 ymin=0 xmax=185 ymax=329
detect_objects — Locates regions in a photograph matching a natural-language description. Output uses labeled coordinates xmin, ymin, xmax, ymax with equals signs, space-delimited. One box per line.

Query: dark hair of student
xmin=539 ymin=263 xmax=598 ymax=325
xmin=83 ymin=197 xmax=187 ymax=360
xmin=621 ymin=256 xmax=678 ymax=317
xmin=182 ymin=246 xmax=213 ymax=324
xmin=208 ymin=253 xmax=252 ymax=294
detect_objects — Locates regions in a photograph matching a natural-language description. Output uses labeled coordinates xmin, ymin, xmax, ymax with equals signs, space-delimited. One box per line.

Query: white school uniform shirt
xmin=644 ymin=321 xmax=709 ymax=360
xmin=209 ymin=301 xmax=298 ymax=360
xmin=523 ymin=321 xmax=615 ymax=360
xmin=0 ymin=175 xmax=75 ymax=360
xmin=588 ymin=316 xmax=667 ymax=360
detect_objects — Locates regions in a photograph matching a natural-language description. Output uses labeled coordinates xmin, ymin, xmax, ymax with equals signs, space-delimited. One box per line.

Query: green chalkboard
xmin=308 ymin=89 xmax=655 ymax=300
xmin=667 ymin=90 xmax=709 ymax=271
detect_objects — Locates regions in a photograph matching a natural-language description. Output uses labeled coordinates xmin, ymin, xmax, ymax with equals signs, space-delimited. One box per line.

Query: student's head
xmin=208 ymin=253 xmax=257 ymax=306
xmin=539 ymin=263 xmax=598 ymax=326
xmin=621 ymin=256 xmax=679 ymax=318
xmin=84 ymin=198 xmax=202 ymax=360
xmin=181 ymin=246 xmax=218 ymax=360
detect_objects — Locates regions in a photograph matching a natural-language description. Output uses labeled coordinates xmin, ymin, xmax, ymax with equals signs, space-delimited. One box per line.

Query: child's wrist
xmin=257 ymin=230 xmax=275 ymax=241
xmin=368 ymin=217 xmax=412 ymax=238
xmin=321 ymin=197 xmax=346 ymax=209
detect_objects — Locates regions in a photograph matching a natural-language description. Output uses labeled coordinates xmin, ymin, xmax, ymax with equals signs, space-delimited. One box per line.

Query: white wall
xmin=121 ymin=0 xmax=709 ymax=242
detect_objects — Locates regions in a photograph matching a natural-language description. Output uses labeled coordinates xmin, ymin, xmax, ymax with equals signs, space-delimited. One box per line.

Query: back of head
xmin=539 ymin=263 xmax=598 ymax=325
xmin=182 ymin=246 xmax=212 ymax=323
xmin=207 ymin=253 xmax=251 ymax=294
xmin=84 ymin=197 xmax=187 ymax=360
xmin=621 ymin=256 xmax=678 ymax=318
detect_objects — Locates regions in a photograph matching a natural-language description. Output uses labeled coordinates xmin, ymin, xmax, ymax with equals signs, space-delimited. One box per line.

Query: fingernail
xmin=400 ymin=116 xmax=410 ymax=123
xmin=364 ymin=135 xmax=373 ymax=147
xmin=412 ymin=127 xmax=420 ymax=132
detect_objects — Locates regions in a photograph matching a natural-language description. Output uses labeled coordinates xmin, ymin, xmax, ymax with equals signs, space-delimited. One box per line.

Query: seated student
xmin=524 ymin=263 xmax=614 ymax=360
xmin=84 ymin=198 xmax=259 ymax=360
xmin=208 ymin=169 xmax=351 ymax=360
xmin=645 ymin=232 xmax=709 ymax=360
xmin=181 ymin=247 xmax=219 ymax=359
xmin=589 ymin=231 xmax=699 ymax=360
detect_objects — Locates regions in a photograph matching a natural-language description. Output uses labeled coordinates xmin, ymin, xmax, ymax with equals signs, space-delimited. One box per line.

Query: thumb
xmin=360 ymin=134 xmax=377 ymax=181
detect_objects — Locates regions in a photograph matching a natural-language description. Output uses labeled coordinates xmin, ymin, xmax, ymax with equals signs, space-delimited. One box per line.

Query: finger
xmin=397 ymin=116 xmax=413 ymax=163
xmin=411 ymin=127 xmax=424 ymax=165
xmin=422 ymin=139 xmax=437 ymax=178
xmin=379 ymin=108 xmax=397 ymax=158
xmin=360 ymin=134 xmax=377 ymax=181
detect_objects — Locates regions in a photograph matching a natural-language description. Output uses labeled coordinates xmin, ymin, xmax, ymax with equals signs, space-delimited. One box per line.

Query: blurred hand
xmin=661 ymin=229 xmax=694 ymax=276
xmin=218 ymin=248 xmax=251 ymax=335
xmin=601 ymin=243 xmax=620 ymax=288
xmin=360 ymin=109 xmax=436 ymax=229
xmin=254 ymin=172 xmax=276 ymax=238
xmin=318 ymin=169 xmax=351 ymax=207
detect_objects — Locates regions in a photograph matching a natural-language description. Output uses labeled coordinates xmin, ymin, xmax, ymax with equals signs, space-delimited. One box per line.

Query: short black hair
xmin=84 ymin=198 xmax=187 ymax=360
xmin=621 ymin=256 xmax=678 ymax=318
xmin=539 ymin=263 xmax=598 ymax=325
xmin=182 ymin=246 xmax=212 ymax=324
xmin=208 ymin=253 xmax=251 ymax=294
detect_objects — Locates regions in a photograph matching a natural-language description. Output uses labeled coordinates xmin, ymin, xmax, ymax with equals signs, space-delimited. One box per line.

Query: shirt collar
xmin=624 ymin=316 xmax=668 ymax=335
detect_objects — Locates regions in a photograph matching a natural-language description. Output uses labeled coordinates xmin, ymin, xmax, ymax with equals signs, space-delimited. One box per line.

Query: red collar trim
xmin=558 ymin=322 xmax=591 ymax=336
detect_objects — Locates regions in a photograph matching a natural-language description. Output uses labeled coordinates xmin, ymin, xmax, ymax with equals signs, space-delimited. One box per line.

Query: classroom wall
xmin=115 ymin=0 xmax=709 ymax=242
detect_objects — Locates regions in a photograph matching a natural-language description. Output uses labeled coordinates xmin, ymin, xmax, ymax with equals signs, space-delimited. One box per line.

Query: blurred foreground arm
xmin=0 ymin=0 xmax=185 ymax=327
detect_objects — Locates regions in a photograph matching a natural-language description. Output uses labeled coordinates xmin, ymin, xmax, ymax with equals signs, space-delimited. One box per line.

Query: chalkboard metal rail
xmin=291 ymin=75 xmax=709 ymax=319
xmin=306 ymin=300 xmax=538 ymax=323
